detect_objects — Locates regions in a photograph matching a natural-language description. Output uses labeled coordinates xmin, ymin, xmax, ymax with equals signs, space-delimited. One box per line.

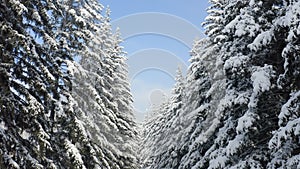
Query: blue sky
xmin=100 ymin=0 xmax=210 ymax=122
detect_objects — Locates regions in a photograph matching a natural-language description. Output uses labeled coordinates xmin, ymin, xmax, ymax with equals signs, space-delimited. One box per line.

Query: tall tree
xmin=0 ymin=0 xmax=71 ymax=167
xmin=71 ymin=6 xmax=138 ymax=169
xmin=0 ymin=0 xmax=138 ymax=168
xmin=175 ymin=39 xmax=213 ymax=169
xmin=264 ymin=1 xmax=300 ymax=168
xmin=140 ymin=67 xmax=185 ymax=168
xmin=189 ymin=0 xmax=283 ymax=168
xmin=141 ymin=0 xmax=300 ymax=168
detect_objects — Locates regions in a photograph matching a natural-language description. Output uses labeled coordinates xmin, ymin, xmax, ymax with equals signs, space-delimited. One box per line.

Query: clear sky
xmin=100 ymin=0 xmax=210 ymax=122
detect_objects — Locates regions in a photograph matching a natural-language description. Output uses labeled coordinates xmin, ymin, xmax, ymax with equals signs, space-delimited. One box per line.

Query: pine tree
xmin=178 ymin=0 xmax=299 ymax=168
xmin=173 ymin=39 xmax=213 ymax=169
xmin=0 ymin=0 xmax=111 ymax=167
xmin=203 ymin=0 xmax=228 ymax=42
xmin=263 ymin=1 xmax=300 ymax=168
xmin=140 ymin=67 xmax=186 ymax=168
xmin=140 ymin=100 xmax=170 ymax=168
xmin=48 ymin=0 xmax=109 ymax=168
xmin=109 ymin=29 xmax=139 ymax=168
xmin=194 ymin=0 xmax=279 ymax=168
xmin=0 ymin=0 xmax=67 ymax=167
xmin=69 ymin=4 xmax=124 ymax=167
xmin=71 ymin=6 xmax=138 ymax=169
xmin=0 ymin=0 xmax=138 ymax=168
xmin=141 ymin=0 xmax=299 ymax=168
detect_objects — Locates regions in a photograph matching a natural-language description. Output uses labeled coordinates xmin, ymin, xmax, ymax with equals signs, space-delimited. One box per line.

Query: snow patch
xmin=32 ymin=11 xmax=41 ymax=23
xmin=0 ymin=120 xmax=7 ymax=130
xmin=20 ymin=130 xmax=31 ymax=140
xmin=65 ymin=139 xmax=87 ymax=169
xmin=248 ymin=30 xmax=273 ymax=51
xmin=226 ymin=134 xmax=244 ymax=155
xmin=251 ymin=65 xmax=272 ymax=95
xmin=209 ymin=150 xmax=228 ymax=169
xmin=80 ymin=8 xmax=92 ymax=18
xmin=287 ymin=154 xmax=300 ymax=169
xmin=9 ymin=0 xmax=28 ymax=15
xmin=279 ymin=91 xmax=300 ymax=125
xmin=224 ymin=13 xmax=259 ymax=37
xmin=68 ymin=9 xmax=76 ymax=15
xmin=224 ymin=55 xmax=248 ymax=72
xmin=236 ymin=111 xmax=256 ymax=133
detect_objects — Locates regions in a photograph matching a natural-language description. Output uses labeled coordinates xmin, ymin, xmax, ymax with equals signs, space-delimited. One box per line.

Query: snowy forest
xmin=0 ymin=0 xmax=299 ymax=169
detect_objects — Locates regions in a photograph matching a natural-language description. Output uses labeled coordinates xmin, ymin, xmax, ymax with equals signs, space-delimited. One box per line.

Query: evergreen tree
xmin=140 ymin=100 xmax=170 ymax=168
xmin=190 ymin=0 xmax=282 ymax=168
xmin=110 ymin=29 xmax=139 ymax=167
xmin=0 ymin=0 xmax=138 ymax=168
xmin=261 ymin=1 xmax=300 ymax=168
xmin=175 ymin=39 xmax=213 ymax=169
xmin=0 ymin=0 xmax=70 ymax=167
xmin=71 ymin=6 xmax=138 ymax=169
xmin=140 ymin=67 xmax=185 ymax=168
xmin=141 ymin=0 xmax=299 ymax=168
xmin=49 ymin=0 xmax=108 ymax=168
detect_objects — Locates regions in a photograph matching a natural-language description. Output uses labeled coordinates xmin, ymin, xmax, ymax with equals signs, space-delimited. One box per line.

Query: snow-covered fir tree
xmin=140 ymin=67 xmax=186 ymax=168
xmin=0 ymin=0 xmax=138 ymax=168
xmin=0 ymin=0 xmax=80 ymax=167
xmin=141 ymin=0 xmax=300 ymax=169
xmin=175 ymin=39 xmax=213 ymax=169
xmin=175 ymin=0 xmax=298 ymax=168
xmin=70 ymin=5 xmax=138 ymax=169
xmin=262 ymin=1 xmax=300 ymax=168
xmin=140 ymin=99 xmax=170 ymax=168
xmin=1 ymin=0 xmax=299 ymax=168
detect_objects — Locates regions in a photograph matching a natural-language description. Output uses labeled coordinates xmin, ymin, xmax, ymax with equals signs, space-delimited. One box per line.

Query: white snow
xmin=68 ymin=9 xmax=76 ymax=15
xmin=32 ymin=11 xmax=41 ymax=22
xmin=80 ymin=8 xmax=92 ymax=18
xmin=74 ymin=117 xmax=88 ymax=139
xmin=275 ymin=1 xmax=300 ymax=27
xmin=224 ymin=55 xmax=248 ymax=71
xmin=0 ymin=120 xmax=7 ymax=130
xmin=234 ymin=92 xmax=250 ymax=105
xmin=251 ymin=65 xmax=272 ymax=95
xmin=287 ymin=30 xmax=296 ymax=42
xmin=20 ymin=130 xmax=31 ymax=140
xmin=282 ymin=44 xmax=292 ymax=70
xmin=209 ymin=149 xmax=228 ymax=169
xmin=64 ymin=140 xmax=87 ymax=169
xmin=270 ymin=118 xmax=300 ymax=148
xmin=9 ymin=0 xmax=28 ymax=15
xmin=248 ymin=30 xmax=274 ymax=51
xmin=224 ymin=13 xmax=259 ymax=38
xmin=287 ymin=154 xmax=300 ymax=169
xmin=279 ymin=91 xmax=300 ymax=125
xmin=75 ymin=15 xmax=86 ymax=26
xmin=236 ymin=111 xmax=256 ymax=133
xmin=226 ymin=134 xmax=244 ymax=155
